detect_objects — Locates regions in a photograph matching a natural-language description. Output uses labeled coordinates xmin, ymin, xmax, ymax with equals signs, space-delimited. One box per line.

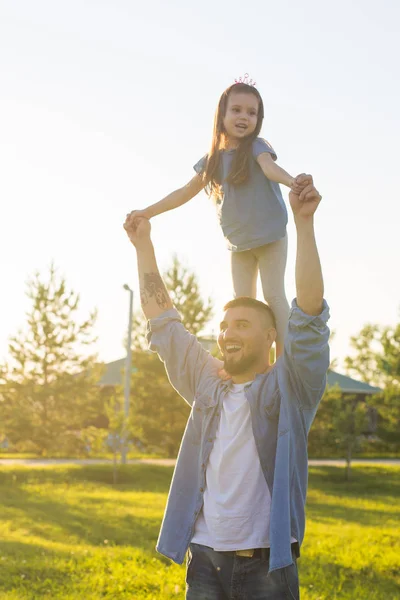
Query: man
xmin=124 ymin=175 xmax=329 ymax=599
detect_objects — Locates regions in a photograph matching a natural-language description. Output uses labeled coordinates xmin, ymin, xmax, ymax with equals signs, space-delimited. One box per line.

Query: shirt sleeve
xmin=252 ymin=138 xmax=277 ymax=161
xmin=193 ymin=154 xmax=208 ymax=176
xmin=283 ymin=299 xmax=330 ymax=410
xmin=146 ymin=308 xmax=222 ymax=406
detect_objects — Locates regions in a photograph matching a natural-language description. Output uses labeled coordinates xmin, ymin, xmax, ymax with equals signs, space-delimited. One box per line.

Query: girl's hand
xmin=289 ymin=174 xmax=322 ymax=219
xmin=291 ymin=182 xmax=304 ymax=195
xmin=291 ymin=173 xmax=313 ymax=195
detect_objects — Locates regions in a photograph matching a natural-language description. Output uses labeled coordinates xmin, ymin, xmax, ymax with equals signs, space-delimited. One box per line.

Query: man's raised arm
xmin=123 ymin=213 xmax=221 ymax=404
xmin=290 ymin=175 xmax=324 ymax=316
xmin=283 ymin=176 xmax=330 ymax=417
xmin=124 ymin=214 xmax=173 ymax=318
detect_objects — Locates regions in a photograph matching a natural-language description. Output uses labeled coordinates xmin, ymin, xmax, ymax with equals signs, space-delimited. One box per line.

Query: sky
xmin=1 ymin=0 xmax=399 ymax=373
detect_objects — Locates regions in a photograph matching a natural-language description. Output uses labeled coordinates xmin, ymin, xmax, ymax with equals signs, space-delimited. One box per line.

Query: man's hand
xmin=123 ymin=212 xmax=173 ymax=319
xmin=124 ymin=213 xmax=151 ymax=248
xmin=289 ymin=174 xmax=322 ymax=219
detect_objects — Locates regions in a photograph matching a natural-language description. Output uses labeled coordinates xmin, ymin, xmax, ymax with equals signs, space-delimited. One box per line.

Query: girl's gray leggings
xmin=230 ymin=235 xmax=290 ymax=355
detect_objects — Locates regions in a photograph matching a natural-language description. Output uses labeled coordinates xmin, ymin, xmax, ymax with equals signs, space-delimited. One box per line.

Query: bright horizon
xmin=1 ymin=0 xmax=399 ymax=374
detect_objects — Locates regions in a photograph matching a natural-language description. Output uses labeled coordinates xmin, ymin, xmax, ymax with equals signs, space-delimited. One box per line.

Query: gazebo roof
xmin=326 ymin=369 xmax=381 ymax=395
xmin=98 ymin=358 xmax=126 ymax=387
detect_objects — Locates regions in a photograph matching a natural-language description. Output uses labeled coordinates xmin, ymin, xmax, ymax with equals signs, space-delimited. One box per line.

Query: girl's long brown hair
xmin=202 ymin=83 xmax=264 ymax=201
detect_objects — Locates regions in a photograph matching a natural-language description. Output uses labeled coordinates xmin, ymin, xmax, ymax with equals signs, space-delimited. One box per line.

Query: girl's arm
xmin=132 ymin=174 xmax=206 ymax=220
xmin=256 ymin=152 xmax=296 ymax=189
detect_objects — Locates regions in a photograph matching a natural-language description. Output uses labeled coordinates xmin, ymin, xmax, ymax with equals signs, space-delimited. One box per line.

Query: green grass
xmin=1 ymin=451 xmax=398 ymax=460
xmin=0 ymin=451 xmax=164 ymax=460
xmin=0 ymin=464 xmax=398 ymax=599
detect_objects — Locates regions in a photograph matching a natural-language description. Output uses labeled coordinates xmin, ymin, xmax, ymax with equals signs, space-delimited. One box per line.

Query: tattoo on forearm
xmin=142 ymin=272 xmax=169 ymax=309
xmin=140 ymin=287 xmax=149 ymax=306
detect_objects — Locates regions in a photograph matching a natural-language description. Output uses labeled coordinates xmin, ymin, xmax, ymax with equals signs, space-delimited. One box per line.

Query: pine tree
xmin=164 ymin=255 xmax=213 ymax=335
xmin=345 ymin=318 xmax=400 ymax=452
xmin=0 ymin=264 xmax=103 ymax=455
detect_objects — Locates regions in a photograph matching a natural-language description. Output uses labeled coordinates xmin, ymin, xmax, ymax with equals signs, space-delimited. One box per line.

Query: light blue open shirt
xmin=147 ymin=299 xmax=330 ymax=572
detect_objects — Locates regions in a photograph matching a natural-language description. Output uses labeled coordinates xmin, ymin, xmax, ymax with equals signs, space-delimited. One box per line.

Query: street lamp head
xmin=123 ymin=284 xmax=131 ymax=292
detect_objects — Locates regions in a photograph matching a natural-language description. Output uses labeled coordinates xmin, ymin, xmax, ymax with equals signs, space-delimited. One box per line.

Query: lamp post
xmin=121 ymin=284 xmax=133 ymax=464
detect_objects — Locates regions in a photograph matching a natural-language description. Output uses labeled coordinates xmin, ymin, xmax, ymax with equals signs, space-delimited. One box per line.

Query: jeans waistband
xmin=219 ymin=542 xmax=300 ymax=560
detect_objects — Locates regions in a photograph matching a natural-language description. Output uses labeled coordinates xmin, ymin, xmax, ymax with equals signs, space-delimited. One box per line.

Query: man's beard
xmin=223 ymin=351 xmax=258 ymax=376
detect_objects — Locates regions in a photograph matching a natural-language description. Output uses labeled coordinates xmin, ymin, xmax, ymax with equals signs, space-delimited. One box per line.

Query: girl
xmin=130 ymin=77 xmax=307 ymax=357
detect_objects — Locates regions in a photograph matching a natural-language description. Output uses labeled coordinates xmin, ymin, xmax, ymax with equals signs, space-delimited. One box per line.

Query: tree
xmin=329 ymin=389 xmax=370 ymax=480
xmin=127 ymin=256 xmax=214 ymax=456
xmin=164 ymin=255 xmax=213 ymax=335
xmin=0 ymin=264 xmax=103 ymax=455
xmin=345 ymin=324 xmax=384 ymax=386
xmin=308 ymin=386 xmax=371 ymax=478
xmin=104 ymin=390 xmax=126 ymax=484
xmin=345 ymin=319 xmax=400 ymax=452
xmin=380 ymin=323 xmax=400 ymax=386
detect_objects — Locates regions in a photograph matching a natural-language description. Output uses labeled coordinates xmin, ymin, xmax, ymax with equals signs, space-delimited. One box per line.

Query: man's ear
xmin=267 ymin=327 xmax=277 ymax=345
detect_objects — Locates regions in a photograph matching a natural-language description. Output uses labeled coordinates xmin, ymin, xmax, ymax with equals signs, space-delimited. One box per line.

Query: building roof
xmin=326 ymin=370 xmax=381 ymax=395
xmin=99 ymin=357 xmax=382 ymax=396
xmin=98 ymin=358 xmax=130 ymax=387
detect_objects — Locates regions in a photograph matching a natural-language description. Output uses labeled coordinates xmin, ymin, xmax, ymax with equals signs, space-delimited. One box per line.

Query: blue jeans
xmin=185 ymin=543 xmax=300 ymax=600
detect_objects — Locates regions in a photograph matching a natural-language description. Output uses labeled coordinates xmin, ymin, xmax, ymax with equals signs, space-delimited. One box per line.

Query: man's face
xmin=217 ymin=306 xmax=274 ymax=376
xmin=223 ymin=91 xmax=259 ymax=140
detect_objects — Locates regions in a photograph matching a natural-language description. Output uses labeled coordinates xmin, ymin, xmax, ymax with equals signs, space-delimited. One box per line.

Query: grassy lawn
xmin=0 ymin=464 xmax=398 ymax=599
xmin=0 ymin=452 xmax=164 ymax=460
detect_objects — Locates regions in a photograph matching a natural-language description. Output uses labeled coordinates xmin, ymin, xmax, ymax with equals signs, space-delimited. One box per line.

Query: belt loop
xmin=292 ymin=542 xmax=300 ymax=559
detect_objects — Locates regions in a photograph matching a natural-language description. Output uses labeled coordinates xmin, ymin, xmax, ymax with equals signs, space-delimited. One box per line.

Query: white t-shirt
xmin=191 ymin=381 xmax=296 ymax=550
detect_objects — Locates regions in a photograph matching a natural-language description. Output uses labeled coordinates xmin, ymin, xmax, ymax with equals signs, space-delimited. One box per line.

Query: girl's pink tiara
xmin=234 ymin=73 xmax=256 ymax=87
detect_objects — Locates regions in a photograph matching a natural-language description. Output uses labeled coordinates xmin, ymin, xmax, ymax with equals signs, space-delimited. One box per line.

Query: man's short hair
xmin=223 ymin=297 xmax=277 ymax=330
